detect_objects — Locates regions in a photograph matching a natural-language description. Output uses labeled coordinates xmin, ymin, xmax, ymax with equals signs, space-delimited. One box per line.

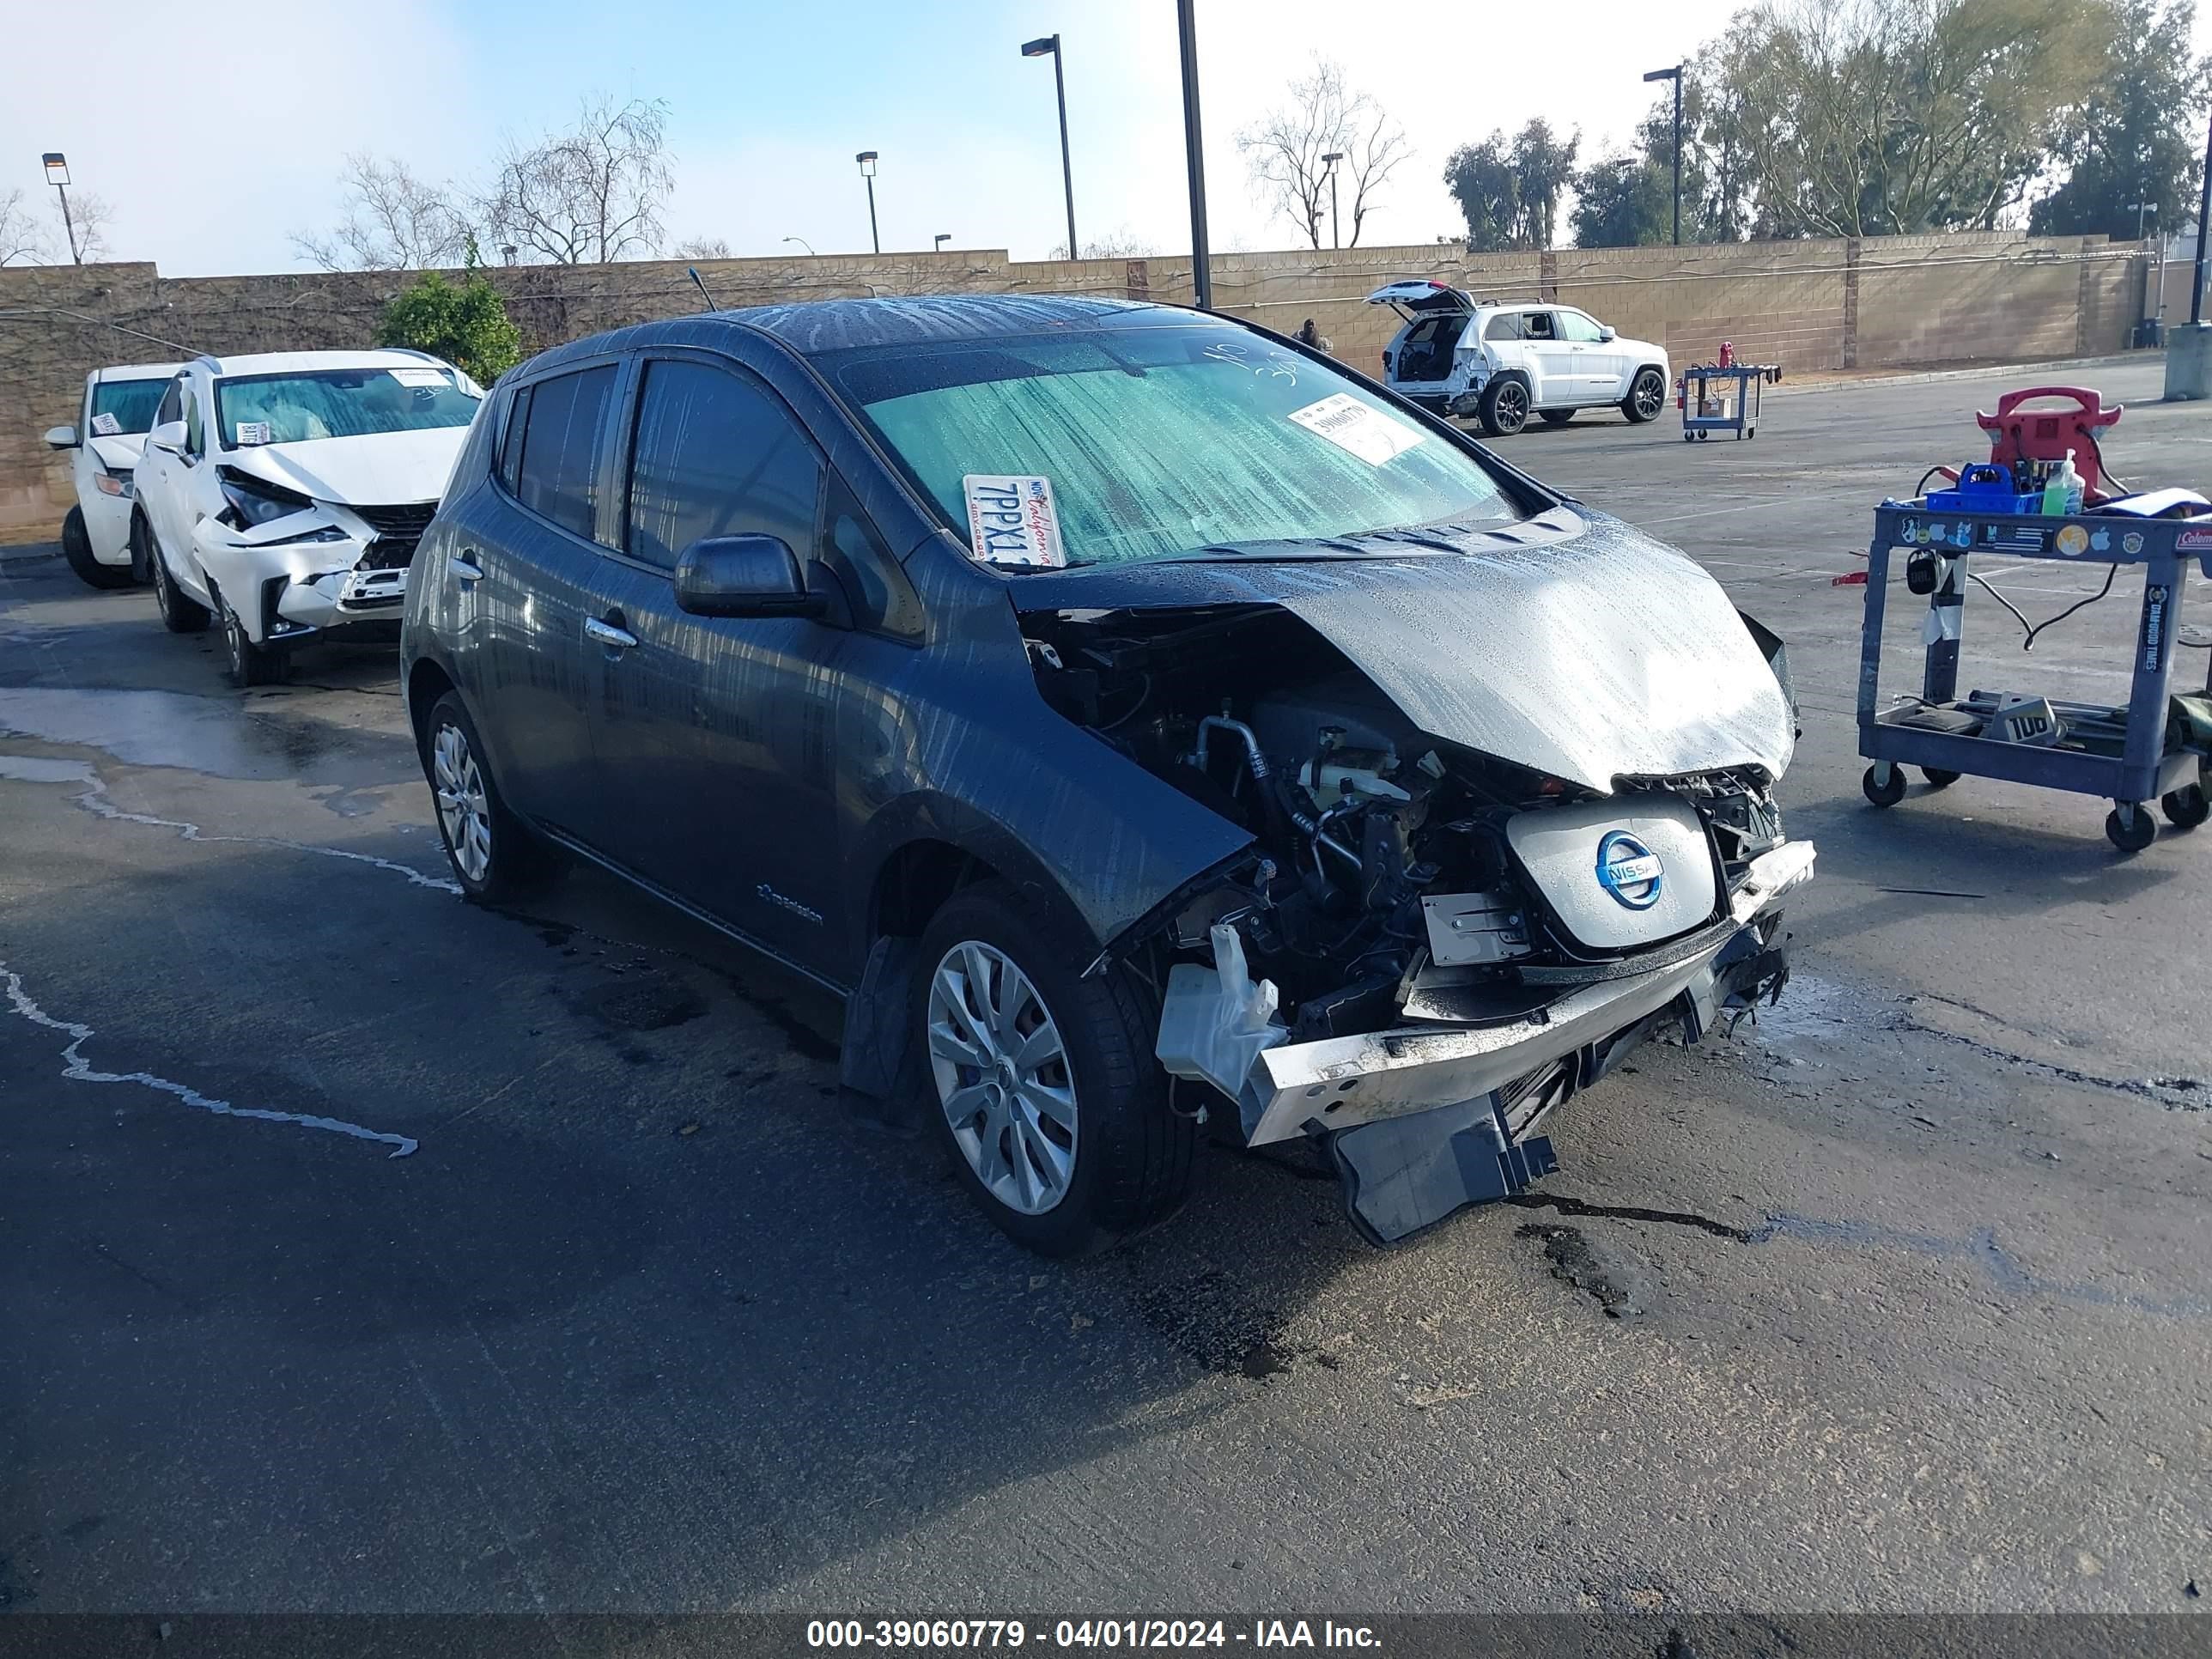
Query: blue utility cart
xmin=1857 ymin=496 xmax=2212 ymax=851
xmin=1680 ymin=362 xmax=1781 ymax=441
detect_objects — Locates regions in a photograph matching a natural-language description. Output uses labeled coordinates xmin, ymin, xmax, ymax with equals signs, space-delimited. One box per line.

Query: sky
xmin=8 ymin=0 xmax=2212 ymax=277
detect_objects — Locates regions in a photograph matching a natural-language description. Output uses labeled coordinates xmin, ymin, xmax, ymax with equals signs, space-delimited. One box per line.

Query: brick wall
xmin=0 ymin=233 xmax=2150 ymax=543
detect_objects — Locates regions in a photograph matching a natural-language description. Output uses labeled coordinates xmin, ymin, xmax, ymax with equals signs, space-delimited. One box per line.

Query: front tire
xmin=915 ymin=882 xmax=1194 ymax=1256
xmin=1622 ymin=367 xmax=1668 ymax=423
xmin=219 ymin=594 xmax=289 ymax=687
xmin=422 ymin=691 xmax=565 ymax=903
xmin=1478 ymin=376 xmax=1530 ymax=437
xmin=144 ymin=518 xmax=211 ymax=633
xmin=63 ymin=507 xmax=133 ymax=590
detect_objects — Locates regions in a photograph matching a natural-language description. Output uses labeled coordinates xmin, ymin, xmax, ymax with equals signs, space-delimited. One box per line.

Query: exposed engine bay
xmin=1020 ymin=599 xmax=1812 ymax=1242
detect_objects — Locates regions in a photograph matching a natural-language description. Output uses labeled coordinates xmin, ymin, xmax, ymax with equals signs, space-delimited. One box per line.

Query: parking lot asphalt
xmin=2 ymin=358 xmax=2209 ymax=1620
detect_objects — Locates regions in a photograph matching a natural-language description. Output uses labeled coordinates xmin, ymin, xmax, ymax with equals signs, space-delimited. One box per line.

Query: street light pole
xmin=855 ymin=151 xmax=880 ymax=256
xmin=2193 ymin=113 xmax=2212 ymax=325
xmin=1022 ymin=35 xmax=1079 ymax=260
xmin=1641 ymin=67 xmax=1683 ymax=246
xmin=1322 ymin=151 xmax=1344 ymax=248
xmin=934 ymin=233 xmax=951 ymax=252
xmin=1176 ymin=0 xmax=1212 ymax=309
xmin=41 ymin=153 xmax=80 ymax=265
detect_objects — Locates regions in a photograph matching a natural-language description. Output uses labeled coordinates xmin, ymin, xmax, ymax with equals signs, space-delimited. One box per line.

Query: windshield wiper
xmin=1161 ymin=537 xmax=1371 ymax=562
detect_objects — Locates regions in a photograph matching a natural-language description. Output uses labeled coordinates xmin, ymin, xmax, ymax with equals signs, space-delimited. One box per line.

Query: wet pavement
xmin=2 ymin=362 xmax=2209 ymax=1619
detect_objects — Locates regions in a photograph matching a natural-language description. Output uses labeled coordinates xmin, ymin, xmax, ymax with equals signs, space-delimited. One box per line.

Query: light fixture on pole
xmin=501 ymin=244 xmax=518 ymax=265
xmin=1176 ymin=0 xmax=1211 ymax=309
xmin=781 ymin=235 xmax=817 ymax=256
xmin=1022 ymin=33 xmax=1079 ymax=261
xmin=1321 ymin=150 xmax=1344 ymax=249
xmin=41 ymin=152 xmax=80 ymax=265
xmin=855 ymin=152 xmax=880 ymax=256
xmin=2130 ymin=199 xmax=2158 ymax=240
xmin=933 ymin=233 xmax=951 ymax=252
xmin=1641 ymin=65 xmax=1683 ymax=246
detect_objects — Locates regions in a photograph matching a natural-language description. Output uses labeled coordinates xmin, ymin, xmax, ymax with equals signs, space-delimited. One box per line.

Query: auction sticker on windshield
xmin=1288 ymin=392 xmax=1425 ymax=466
xmin=963 ymin=475 xmax=1066 ymax=568
xmin=89 ymin=412 xmax=122 ymax=436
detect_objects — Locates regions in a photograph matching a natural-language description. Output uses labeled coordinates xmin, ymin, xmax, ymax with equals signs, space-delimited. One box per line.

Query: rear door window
xmin=1524 ymin=312 xmax=1558 ymax=340
xmin=515 ymin=366 xmax=616 ymax=541
xmin=623 ymin=358 xmax=822 ymax=571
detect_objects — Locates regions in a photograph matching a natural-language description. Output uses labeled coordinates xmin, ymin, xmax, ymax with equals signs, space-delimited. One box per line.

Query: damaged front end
xmin=1021 ymin=544 xmax=1812 ymax=1246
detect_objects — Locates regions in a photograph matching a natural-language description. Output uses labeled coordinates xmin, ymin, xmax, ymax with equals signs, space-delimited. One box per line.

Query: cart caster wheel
xmin=2106 ymin=804 xmax=2157 ymax=853
xmin=2160 ymin=782 xmax=2209 ymax=830
xmin=1921 ymin=767 xmax=1962 ymax=789
xmin=1697 ymin=430 xmax=1710 ymax=442
xmin=1682 ymin=431 xmax=1694 ymax=442
xmin=1863 ymin=764 xmax=1907 ymax=808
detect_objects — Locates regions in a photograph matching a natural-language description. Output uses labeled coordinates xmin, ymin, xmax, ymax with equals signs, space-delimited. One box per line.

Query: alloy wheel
xmin=431 ymin=721 xmax=493 ymax=884
xmin=927 ymin=940 xmax=1078 ymax=1215
xmin=1494 ymin=381 xmax=1528 ymax=433
xmin=1633 ymin=370 xmax=1665 ymax=419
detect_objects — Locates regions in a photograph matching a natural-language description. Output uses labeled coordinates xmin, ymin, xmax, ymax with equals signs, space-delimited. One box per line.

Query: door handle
xmin=448 ymin=551 xmax=485 ymax=582
xmin=584 ymin=616 xmax=638 ymax=650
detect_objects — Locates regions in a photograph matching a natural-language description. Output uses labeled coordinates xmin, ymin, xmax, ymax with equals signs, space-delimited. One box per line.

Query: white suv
xmin=132 ymin=349 xmax=483 ymax=684
xmin=1367 ymin=283 xmax=1669 ymax=437
xmin=41 ymin=362 xmax=185 ymax=589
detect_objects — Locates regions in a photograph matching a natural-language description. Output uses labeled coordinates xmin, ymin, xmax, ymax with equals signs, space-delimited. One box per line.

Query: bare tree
xmin=1238 ymin=59 xmax=1410 ymax=249
xmin=0 ymin=188 xmax=47 ymax=265
xmin=1048 ymin=227 xmax=1159 ymax=258
xmin=486 ymin=94 xmax=675 ymax=264
xmin=673 ymin=235 xmax=732 ymax=259
xmin=293 ymin=155 xmax=476 ymax=270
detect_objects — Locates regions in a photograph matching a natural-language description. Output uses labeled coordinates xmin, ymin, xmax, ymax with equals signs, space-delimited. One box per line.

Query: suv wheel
xmin=145 ymin=519 xmax=211 ymax=634
xmin=423 ymin=691 xmax=566 ymax=903
xmin=63 ymin=507 xmax=133 ymax=590
xmin=915 ymin=882 xmax=1194 ymax=1256
xmin=1622 ymin=367 xmax=1668 ymax=424
xmin=220 ymin=595 xmax=289 ymax=687
xmin=1478 ymin=377 xmax=1530 ymax=436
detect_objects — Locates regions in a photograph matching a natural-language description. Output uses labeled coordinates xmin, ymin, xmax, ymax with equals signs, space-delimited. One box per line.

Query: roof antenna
xmin=687 ymin=265 xmax=720 ymax=311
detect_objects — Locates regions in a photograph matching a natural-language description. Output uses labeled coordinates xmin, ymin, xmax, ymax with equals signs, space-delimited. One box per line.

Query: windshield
xmin=829 ymin=323 xmax=1522 ymax=569
xmin=214 ymin=366 xmax=480 ymax=450
xmin=88 ymin=379 xmax=169 ymax=436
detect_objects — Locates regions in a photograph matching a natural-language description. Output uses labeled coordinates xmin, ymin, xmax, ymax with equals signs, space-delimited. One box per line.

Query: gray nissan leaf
xmin=401 ymin=295 xmax=1814 ymax=1255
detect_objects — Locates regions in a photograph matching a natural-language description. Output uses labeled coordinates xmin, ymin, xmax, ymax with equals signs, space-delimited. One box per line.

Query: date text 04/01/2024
xmin=803 ymin=1619 xmax=1382 ymax=1650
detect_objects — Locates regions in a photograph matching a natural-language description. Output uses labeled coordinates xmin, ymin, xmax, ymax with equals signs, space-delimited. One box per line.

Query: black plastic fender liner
xmin=1325 ymin=1091 xmax=1560 ymax=1248
xmin=840 ymin=935 xmax=927 ymax=1130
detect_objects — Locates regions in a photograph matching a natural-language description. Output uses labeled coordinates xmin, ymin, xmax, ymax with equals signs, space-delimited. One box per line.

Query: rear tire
xmin=915 ymin=881 xmax=1194 ymax=1256
xmin=422 ymin=691 xmax=567 ymax=903
xmin=145 ymin=518 xmax=211 ymax=634
xmin=1622 ymin=367 xmax=1668 ymax=424
xmin=1478 ymin=377 xmax=1530 ymax=437
xmin=1537 ymin=409 xmax=1574 ymax=428
xmin=63 ymin=507 xmax=133 ymax=590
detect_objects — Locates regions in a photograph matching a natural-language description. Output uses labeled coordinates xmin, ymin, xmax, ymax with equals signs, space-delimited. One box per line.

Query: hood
xmin=221 ymin=426 xmax=469 ymax=507
xmin=1008 ymin=508 xmax=1796 ymax=793
xmin=87 ymin=434 xmax=148 ymax=472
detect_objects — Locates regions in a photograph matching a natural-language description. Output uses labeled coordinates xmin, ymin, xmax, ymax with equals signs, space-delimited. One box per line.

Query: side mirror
xmin=673 ymin=534 xmax=824 ymax=620
xmin=1597 ymin=325 xmax=1617 ymax=343
xmin=147 ymin=420 xmax=188 ymax=454
xmin=43 ymin=425 xmax=79 ymax=450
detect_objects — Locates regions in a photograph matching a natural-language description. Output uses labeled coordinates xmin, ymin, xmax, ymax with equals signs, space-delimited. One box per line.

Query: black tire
xmin=219 ymin=593 xmax=289 ymax=688
xmin=1921 ymin=767 xmax=1962 ymax=789
xmin=913 ymin=881 xmax=1194 ymax=1256
xmin=1621 ymin=366 xmax=1668 ymax=424
xmin=144 ymin=517 xmax=210 ymax=633
xmin=2106 ymin=805 xmax=2156 ymax=854
xmin=1862 ymin=764 xmax=1906 ymax=808
xmin=1478 ymin=376 xmax=1531 ymax=437
xmin=421 ymin=690 xmax=566 ymax=903
xmin=2160 ymin=781 xmax=2209 ymax=830
xmin=1537 ymin=409 xmax=1574 ymax=428
xmin=62 ymin=506 xmax=133 ymax=590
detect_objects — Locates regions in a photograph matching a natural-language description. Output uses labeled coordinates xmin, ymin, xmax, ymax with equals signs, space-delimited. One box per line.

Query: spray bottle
xmin=2042 ymin=454 xmax=2083 ymax=516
